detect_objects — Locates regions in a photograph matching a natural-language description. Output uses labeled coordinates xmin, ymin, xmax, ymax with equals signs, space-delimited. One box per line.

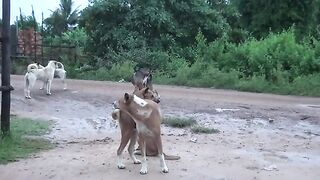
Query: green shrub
xmin=290 ymin=74 xmax=320 ymax=96
xmin=191 ymin=126 xmax=220 ymax=134
xmin=57 ymin=28 xmax=320 ymax=97
xmin=236 ymin=75 xmax=272 ymax=93
xmin=107 ymin=61 xmax=136 ymax=81
xmin=197 ymin=67 xmax=239 ymax=88
xmin=163 ymin=117 xmax=197 ymax=128
xmin=165 ymin=56 xmax=190 ymax=77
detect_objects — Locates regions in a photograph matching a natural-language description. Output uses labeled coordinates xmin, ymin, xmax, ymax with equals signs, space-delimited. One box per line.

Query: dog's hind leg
xmin=128 ymin=129 xmax=141 ymax=164
xmin=40 ymin=81 xmax=45 ymax=90
xmin=155 ymin=136 xmax=169 ymax=173
xmin=25 ymin=75 xmax=36 ymax=99
xmin=24 ymin=75 xmax=29 ymax=98
xmin=60 ymin=71 xmax=67 ymax=90
xmin=62 ymin=75 xmax=67 ymax=90
xmin=116 ymin=130 xmax=132 ymax=169
xmin=138 ymin=136 xmax=148 ymax=175
xmin=46 ymin=80 xmax=52 ymax=95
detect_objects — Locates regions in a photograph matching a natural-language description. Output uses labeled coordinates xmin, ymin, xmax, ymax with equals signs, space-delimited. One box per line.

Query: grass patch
xmin=0 ymin=117 xmax=54 ymax=164
xmin=163 ymin=117 xmax=197 ymax=128
xmin=191 ymin=126 xmax=220 ymax=134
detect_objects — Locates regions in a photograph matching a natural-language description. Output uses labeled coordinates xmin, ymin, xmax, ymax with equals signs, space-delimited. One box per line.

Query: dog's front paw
xmin=46 ymin=93 xmax=51 ymax=95
xmin=134 ymin=159 xmax=141 ymax=164
xmin=140 ymin=167 xmax=148 ymax=175
xmin=39 ymin=87 xmax=44 ymax=90
xmin=117 ymin=164 xmax=126 ymax=169
xmin=134 ymin=149 xmax=142 ymax=155
xmin=162 ymin=167 xmax=169 ymax=173
xmin=25 ymin=96 xmax=31 ymax=99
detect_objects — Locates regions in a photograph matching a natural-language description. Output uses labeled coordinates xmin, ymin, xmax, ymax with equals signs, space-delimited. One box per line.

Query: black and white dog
xmin=131 ymin=67 xmax=153 ymax=90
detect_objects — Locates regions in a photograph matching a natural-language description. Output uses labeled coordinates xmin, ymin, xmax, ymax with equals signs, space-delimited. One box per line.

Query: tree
xmin=233 ymin=0 xmax=319 ymax=39
xmin=16 ymin=15 xmax=38 ymax=30
xmin=16 ymin=8 xmax=38 ymax=30
xmin=207 ymin=0 xmax=248 ymax=43
xmin=79 ymin=0 xmax=230 ymax=64
xmin=44 ymin=0 xmax=79 ymax=36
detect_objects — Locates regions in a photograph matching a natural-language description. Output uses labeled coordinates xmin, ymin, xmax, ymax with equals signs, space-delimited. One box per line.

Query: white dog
xmin=24 ymin=60 xmax=57 ymax=99
xmin=30 ymin=61 xmax=67 ymax=90
xmin=53 ymin=62 xmax=67 ymax=90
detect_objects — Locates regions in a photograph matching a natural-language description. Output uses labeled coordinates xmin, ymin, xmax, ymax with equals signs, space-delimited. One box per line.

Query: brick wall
xmin=17 ymin=28 xmax=42 ymax=56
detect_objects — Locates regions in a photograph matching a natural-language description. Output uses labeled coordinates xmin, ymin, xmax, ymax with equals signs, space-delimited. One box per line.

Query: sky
xmin=0 ymin=0 xmax=89 ymax=24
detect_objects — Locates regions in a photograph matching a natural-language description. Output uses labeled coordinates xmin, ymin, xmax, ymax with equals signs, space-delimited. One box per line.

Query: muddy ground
xmin=0 ymin=75 xmax=320 ymax=180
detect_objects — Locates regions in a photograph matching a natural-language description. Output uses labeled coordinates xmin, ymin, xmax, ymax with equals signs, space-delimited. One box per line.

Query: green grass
xmin=191 ymin=126 xmax=220 ymax=134
xmin=0 ymin=117 xmax=54 ymax=164
xmin=163 ymin=117 xmax=197 ymax=128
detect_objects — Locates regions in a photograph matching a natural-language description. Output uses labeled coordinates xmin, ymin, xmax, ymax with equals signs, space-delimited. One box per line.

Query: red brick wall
xmin=17 ymin=28 xmax=42 ymax=56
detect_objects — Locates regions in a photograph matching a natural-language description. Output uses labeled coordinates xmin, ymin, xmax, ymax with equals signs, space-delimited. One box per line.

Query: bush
xmin=191 ymin=126 xmax=220 ymax=134
xmin=290 ymin=74 xmax=320 ymax=96
xmin=58 ymin=28 xmax=320 ymax=97
xmin=107 ymin=61 xmax=136 ymax=81
xmin=236 ymin=75 xmax=272 ymax=93
xmin=163 ymin=117 xmax=197 ymax=128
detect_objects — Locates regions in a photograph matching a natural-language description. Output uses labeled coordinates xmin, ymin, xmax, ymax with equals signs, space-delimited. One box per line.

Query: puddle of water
xmin=298 ymin=104 xmax=320 ymax=109
xmin=215 ymin=108 xmax=240 ymax=113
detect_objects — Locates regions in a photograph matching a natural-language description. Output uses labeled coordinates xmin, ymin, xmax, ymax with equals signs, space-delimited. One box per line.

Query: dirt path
xmin=0 ymin=75 xmax=320 ymax=180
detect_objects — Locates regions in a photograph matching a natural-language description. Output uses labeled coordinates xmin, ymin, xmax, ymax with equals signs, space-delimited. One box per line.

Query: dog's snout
xmin=155 ymin=99 xmax=160 ymax=103
xmin=112 ymin=101 xmax=119 ymax=109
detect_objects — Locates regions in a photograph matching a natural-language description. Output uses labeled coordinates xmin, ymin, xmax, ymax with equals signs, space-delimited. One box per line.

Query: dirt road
xmin=0 ymin=75 xmax=320 ymax=180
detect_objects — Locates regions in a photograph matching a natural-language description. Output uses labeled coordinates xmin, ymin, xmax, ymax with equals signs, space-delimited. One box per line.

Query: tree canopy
xmin=79 ymin=0 xmax=231 ymax=61
xmin=233 ymin=0 xmax=320 ymax=39
xmin=44 ymin=0 xmax=79 ymax=36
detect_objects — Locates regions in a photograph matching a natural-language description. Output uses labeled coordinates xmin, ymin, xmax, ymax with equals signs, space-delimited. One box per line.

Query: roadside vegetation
xmin=0 ymin=117 xmax=54 ymax=164
xmin=163 ymin=116 xmax=219 ymax=134
xmin=163 ymin=117 xmax=197 ymax=128
xmin=10 ymin=0 xmax=320 ymax=96
xmin=191 ymin=126 xmax=220 ymax=134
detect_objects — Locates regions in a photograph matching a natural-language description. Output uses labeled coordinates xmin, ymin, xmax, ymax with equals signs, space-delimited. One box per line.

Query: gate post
xmin=1 ymin=0 xmax=13 ymax=136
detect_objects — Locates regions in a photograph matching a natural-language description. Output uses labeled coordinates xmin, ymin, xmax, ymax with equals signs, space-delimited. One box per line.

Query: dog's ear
xmin=124 ymin=93 xmax=130 ymax=103
xmin=144 ymin=87 xmax=149 ymax=94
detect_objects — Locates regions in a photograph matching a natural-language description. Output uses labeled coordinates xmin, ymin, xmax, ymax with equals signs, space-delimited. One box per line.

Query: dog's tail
xmin=56 ymin=62 xmax=65 ymax=70
xmin=134 ymin=150 xmax=181 ymax=160
xmin=164 ymin=153 xmax=180 ymax=160
xmin=111 ymin=109 xmax=120 ymax=120
xmin=27 ymin=64 xmax=38 ymax=72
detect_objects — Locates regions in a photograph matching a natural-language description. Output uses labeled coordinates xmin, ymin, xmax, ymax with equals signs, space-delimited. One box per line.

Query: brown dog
xmin=112 ymin=87 xmax=179 ymax=167
xmin=116 ymin=92 xmax=168 ymax=174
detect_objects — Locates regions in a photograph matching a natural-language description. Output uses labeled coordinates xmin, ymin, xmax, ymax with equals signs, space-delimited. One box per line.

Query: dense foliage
xmin=234 ymin=0 xmax=320 ymax=39
xmin=16 ymin=0 xmax=320 ymax=96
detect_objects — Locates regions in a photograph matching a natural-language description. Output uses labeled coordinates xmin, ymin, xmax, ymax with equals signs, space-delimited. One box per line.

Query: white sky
xmin=0 ymin=0 xmax=89 ymax=24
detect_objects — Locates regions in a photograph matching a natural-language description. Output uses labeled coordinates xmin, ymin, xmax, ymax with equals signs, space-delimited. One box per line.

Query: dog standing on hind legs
xmin=112 ymin=87 xmax=179 ymax=165
xmin=24 ymin=60 xmax=57 ymax=99
xmin=112 ymin=87 xmax=163 ymax=170
xmin=115 ymin=93 xmax=169 ymax=174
